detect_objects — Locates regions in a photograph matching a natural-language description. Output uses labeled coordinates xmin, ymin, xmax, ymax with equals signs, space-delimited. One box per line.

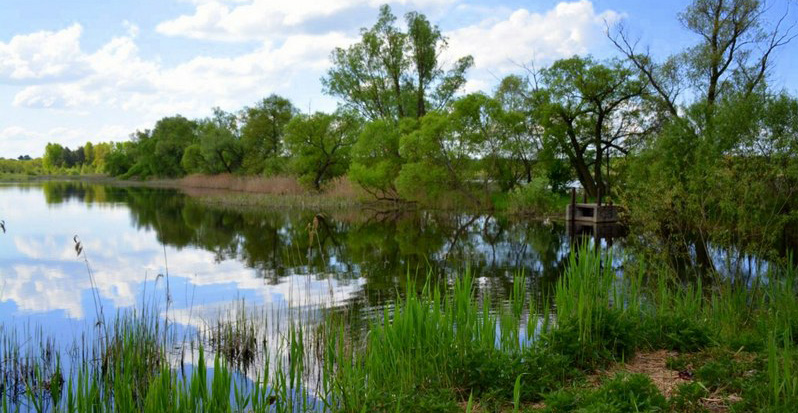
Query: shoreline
xmin=0 ymin=174 xmax=564 ymax=218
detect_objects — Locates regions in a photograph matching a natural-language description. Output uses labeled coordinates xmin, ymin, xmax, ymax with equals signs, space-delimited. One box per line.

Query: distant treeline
xmin=12 ymin=1 xmax=798 ymax=260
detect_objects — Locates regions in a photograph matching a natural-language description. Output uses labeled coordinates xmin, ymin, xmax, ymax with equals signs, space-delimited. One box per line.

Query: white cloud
xmin=156 ymin=0 xmax=454 ymax=41
xmin=445 ymin=1 xmax=622 ymax=81
xmin=7 ymin=23 xmax=352 ymax=120
xmin=0 ymin=24 xmax=87 ymax=81
xmin=0 ymin=124 xmax=135 ymax=157
xmin=0 ymin=1 xmax=623 ymax=158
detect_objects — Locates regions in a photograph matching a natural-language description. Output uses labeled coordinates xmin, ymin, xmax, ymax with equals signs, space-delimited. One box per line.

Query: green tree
xmin=92 ymin=142 xmax=111 ymax=171
xmin=348 ymin=118 xmax=416 ymax=201
xmin=83 ymin=142 xmax=95 ymax=168
xmin=493 ymin=75 xmax=545 ymax=187
xmin=133 ymin=115 xmax=198 ymax=177
xmin=104 ymin=141 xmax=136 ymax=176
xmin=195 ymin=108 xmax=243 ymax=174
xmin=397 ymin=109 xmax=482 ymax=205
xmin=536 ymin=56 xmax=649 ymax=198
xmin=42 ymin=143 xmax=65 ymax=170
xmin=323 ymin=5 xmax=473 ymax=122
xmin=284 ymin=111 xmax=361 ymax=190
xmin=240 ymin=95 xmax=296 ymax=174
xmin=609 ymin=0 xmax=797 ymax=260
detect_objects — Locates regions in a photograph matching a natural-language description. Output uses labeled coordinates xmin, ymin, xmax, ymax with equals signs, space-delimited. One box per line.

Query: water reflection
xmin=0 ymin=182 xmax=590 ymax=334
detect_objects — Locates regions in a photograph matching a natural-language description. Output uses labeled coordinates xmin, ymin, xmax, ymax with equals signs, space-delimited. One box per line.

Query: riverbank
xmin=0 ymin=173 xmax=365 ymax=209
xmin=0 ymin=173 xmax=567 ymax=216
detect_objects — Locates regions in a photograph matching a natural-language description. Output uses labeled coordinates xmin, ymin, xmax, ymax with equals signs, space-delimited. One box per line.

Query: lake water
xmin=1 ymin=182 xmax=619 ymax=346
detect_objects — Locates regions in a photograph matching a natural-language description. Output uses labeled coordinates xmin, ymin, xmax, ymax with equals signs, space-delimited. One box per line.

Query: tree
xmin=104 ymin=142 xmax=136 ymax=176
xmin=322 ymin=5 xmax=473 ymax=122
xmin=536 ymin=56 xmax=649 ymax=198
xmin=192 ymin=108 xmax=244 ymax=174
xmin=91 ymin=142 xmax=111 ymax=171
xmin=397 ymin=109 xmax=483 ymax=205
xmin=284 ymin=111 xmax=361 ymax=190
xmin=610 ymin=0 xmax=795 ymax=132
xmin=133 ymin=115 xmax=198 ymax=177
xmin=448 ymin=92 xmax=539 ymax=192
xmin=348 ymin=118 xmax=416 ymax=201
xmin=609 ymin=0 xmax=797 ymax=262
xmin=240 ymin=95 xmax=296 ymax=174
xmin=83 ymin=142 xmax=95 ymax=168
xmin=493 ymin=75 xmax=545 ymax=187
xmin=43 ymin=143 xmax=65 ymax=170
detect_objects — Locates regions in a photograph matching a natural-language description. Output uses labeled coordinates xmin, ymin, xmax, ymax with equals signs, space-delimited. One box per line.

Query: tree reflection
xmin=40 ymin=182 xmax=575 ymax=305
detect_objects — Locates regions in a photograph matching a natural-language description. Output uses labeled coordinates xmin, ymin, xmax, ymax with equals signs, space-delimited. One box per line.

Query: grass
xmin=2 ymin=244 xmax=798 ymax=411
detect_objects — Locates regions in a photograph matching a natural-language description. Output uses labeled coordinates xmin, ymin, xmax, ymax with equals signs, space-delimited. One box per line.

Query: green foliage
xmin=613 ymin=0 xmax=798 ymax=262
xmin=284 ymin=111 xmax=360 ymax=190
xmin=537 ymin=55 xmax=648 ymax=198
xmin=669 ymin=382 xmax=709 ymax=413
xmin=240 ymin=95 xmax=296 ymax=175
xmin=142 ymin=115 xmax=198 ymax=178
xmin=645 ymin=314 xmax=711 ymax=352
xmin=545 ymin=373 xmax=667 ymax=412
xmin=348 ymin=118 xmax=413 ymax=200
xmin=322 ymin=5 xmax=472 ymax=121
xmin=508 ymin=176 xmax=559 ymax=215
xmin=183 ymin=108 xmax=244 ymax=174
xmin=0 ymin=157 xmax=43 ymax=177
xmin=397 ymin=110 xmax=483 ymax=204
xmin=104 ymin=142 xmax=137 ymax=177
xmin=42 ymin=143 xmax=65 ymax=170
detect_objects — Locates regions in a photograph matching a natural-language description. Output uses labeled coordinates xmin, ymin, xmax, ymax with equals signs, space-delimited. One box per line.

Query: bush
xmin=545 ymin=373 xmax=667 ymax=412
xmin=546 ymin=310 xmax=638 ymax=369
xmin=593 ymin=373 xmax=667 ymax=412
xmin=669 ymin=382 xmax=709 ymax=412
xmin=644 ymin=314 xmax=711 ymax=352
xmin=508 ymin=176 xmax=559 ymax=215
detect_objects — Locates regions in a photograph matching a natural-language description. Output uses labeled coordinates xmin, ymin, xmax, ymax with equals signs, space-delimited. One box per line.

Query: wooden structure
xmin=565 ymin=187 xmax=620 ymax=224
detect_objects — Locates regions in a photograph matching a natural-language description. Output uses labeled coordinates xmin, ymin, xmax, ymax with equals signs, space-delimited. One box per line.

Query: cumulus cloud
xmin=0 ymin=24 xmax=88 ymax=82
xmin=446 ymin=1 xmax=622 ymax=75
xmin=6 ymin=22 xmax=353 ymax=120
xmin=156 ymin=0 xmax=454 ymax=41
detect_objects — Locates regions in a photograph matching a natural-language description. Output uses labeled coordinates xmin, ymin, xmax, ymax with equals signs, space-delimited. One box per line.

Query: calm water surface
xmin=1 ymin=182 xmax=610 ymax=343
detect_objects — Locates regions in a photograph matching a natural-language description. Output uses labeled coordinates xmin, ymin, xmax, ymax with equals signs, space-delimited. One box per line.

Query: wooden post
xmin=582 ymin=190 xmax=587 ymax=204
xmin=597 ymin=187 xmax=602 ymax=207
xmin=569 ymin=187 xmax=576 ymax=221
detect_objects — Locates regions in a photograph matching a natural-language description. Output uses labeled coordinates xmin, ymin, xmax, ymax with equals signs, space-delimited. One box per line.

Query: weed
xmin=669 ymin=382 xmax=709 ymax=413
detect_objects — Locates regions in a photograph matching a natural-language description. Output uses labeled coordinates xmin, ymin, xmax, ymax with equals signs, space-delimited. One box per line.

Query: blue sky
xmin=1 ymin=0 xmax=796 ymax=158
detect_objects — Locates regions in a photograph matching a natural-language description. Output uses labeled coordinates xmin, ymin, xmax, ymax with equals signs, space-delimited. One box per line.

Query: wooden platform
xmin=566 ymin=203 xmax=620 ymax=224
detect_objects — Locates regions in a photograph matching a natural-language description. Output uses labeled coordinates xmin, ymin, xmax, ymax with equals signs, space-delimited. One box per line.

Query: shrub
xmin=545 ymin=373 xmax=667 ymax=412
xmin=594 ymin=373 xmax=667 ymax=412
xmin=545 ymin=309 xmax=638 ymax=369
xmin=669 ymin=382 xmax=709 ymax=412
xmin=645 ymin=314 xmax=711 ymax=352
xmin=508 ymin=176 xmax=559 ymax=215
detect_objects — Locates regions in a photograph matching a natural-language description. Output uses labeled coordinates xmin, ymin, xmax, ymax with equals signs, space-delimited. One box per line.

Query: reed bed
xmin=1 ymin=244 xmax=797 ymax=411
xmin=180 ymin=174 xmax=306 ymax=196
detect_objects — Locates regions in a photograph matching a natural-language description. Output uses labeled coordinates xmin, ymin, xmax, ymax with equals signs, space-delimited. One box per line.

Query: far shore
xmin=0 ymin=173 xmax=564 ymax=218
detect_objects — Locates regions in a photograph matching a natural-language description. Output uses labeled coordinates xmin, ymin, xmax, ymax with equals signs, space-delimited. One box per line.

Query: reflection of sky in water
xmin=0 ymin=185 xmax=364 ymax=343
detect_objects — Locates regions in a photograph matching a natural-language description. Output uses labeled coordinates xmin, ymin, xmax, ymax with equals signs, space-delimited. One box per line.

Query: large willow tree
xmin=610 ymin=0 xmax=798 ymax=262
xmin=324 ymin=6 xmax=473 ymax=200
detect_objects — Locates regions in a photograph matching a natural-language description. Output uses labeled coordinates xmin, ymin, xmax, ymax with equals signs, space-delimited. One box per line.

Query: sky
xmin=1 ymin=0 xmax=797 ymax=158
